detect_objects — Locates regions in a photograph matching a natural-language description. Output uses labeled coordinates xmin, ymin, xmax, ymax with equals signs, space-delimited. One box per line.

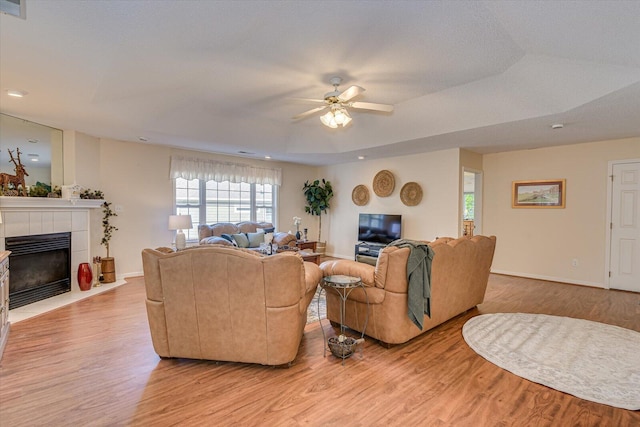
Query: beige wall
xmin=320 ymin=148 xmax=461 ymax=259
xmin=483 ymin=137 xmax=640 ymax=287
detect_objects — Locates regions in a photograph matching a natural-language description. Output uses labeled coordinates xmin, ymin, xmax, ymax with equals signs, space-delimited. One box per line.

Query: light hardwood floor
xmin=1 ymin=274 xmax=638 ymax=426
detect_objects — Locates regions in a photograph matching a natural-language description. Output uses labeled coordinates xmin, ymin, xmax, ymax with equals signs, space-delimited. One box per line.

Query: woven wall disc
xmin=373 ymin=170 xmax=395 ymax=197
xmin=400 ymin=182 xmax=423 ymax=206
xmin=352 ymin=184 xmax=370 ymax=206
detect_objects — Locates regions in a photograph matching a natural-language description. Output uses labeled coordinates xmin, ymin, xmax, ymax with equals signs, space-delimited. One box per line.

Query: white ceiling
xmin=1 ymin=0 xmax=639 ymax=166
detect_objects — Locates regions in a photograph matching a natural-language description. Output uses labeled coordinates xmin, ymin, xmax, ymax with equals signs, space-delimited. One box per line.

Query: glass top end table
xmin=323 ymin=275 xmax=362 ymax=288
xmin=319 ymin=275 xmax=369 ymax=365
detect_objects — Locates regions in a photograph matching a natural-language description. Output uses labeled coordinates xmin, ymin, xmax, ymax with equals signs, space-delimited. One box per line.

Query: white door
xmin=609 ymin=162 xmax=640 ymax=292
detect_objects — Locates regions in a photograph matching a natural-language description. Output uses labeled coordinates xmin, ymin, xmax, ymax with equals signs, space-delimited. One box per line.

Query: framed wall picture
xmin=512 ymin=179 xmax=566 ymax=208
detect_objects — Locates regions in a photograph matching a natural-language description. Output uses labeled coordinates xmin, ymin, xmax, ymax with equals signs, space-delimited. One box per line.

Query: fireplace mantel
xmin=0 ymin=197 xmax=104 ymax=210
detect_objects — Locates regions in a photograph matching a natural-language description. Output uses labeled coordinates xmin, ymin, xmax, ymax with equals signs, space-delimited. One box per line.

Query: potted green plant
xmin=303 ymin=179 xmax=333 ymax=253
xmin=100 ymin=201 xmax=118 ymax=283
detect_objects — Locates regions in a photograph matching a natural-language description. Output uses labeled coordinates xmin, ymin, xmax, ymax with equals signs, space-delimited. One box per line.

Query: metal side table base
xmin=319 ymin=275 xmax=369 ymax=366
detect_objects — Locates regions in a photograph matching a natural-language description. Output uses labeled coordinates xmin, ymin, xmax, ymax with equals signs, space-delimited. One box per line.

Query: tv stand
xmin=354 ymin=242 xmax=385 ymax=263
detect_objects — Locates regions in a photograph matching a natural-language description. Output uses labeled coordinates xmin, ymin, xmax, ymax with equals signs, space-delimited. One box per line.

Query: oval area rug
xmin=462 ymin=313 xmax=640 ymax=410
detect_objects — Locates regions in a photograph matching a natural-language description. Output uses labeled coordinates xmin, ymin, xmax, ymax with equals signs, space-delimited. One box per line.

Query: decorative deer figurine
xmin=0 ymin=148 xmax=29 ymax=196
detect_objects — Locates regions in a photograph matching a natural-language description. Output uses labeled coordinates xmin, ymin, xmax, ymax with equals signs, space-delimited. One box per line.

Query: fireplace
xmin=6 ymin=232 xmax=72 ymax=310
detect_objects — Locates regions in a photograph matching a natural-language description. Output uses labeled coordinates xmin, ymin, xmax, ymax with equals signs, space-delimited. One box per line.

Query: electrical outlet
xmin=571 ymin=258 xmax=579 ymax=267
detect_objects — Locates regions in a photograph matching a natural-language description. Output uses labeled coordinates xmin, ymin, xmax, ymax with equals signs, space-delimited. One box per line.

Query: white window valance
xmin=170 ymin=156 xmax=282 ymax=186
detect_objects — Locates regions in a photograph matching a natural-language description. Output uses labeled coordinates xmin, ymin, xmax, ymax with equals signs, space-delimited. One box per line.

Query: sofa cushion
xmin=232 ymin=233 xmax=250 ymax=248
xmin=237 ymin=221 xmax=273 ymax=234
xmin=200 ymin=236 xmax=234 ymax=246
xmin=247 ymin=231 xmax=265 ymax=247
xmin=257 ymin=227 xmax=275 ymax=234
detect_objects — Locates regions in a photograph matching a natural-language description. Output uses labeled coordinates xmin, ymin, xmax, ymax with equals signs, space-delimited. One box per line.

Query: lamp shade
xmin=168 ymin=214 xmax=192 ymax=231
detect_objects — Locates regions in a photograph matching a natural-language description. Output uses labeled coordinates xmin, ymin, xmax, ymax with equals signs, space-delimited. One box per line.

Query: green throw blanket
xmin=388 ymin=239 xmax=434 ymax=330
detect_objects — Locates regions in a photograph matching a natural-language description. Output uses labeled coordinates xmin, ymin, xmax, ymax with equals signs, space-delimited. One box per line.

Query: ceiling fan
xmin=292 ymin=77 xmax=394 ymax=128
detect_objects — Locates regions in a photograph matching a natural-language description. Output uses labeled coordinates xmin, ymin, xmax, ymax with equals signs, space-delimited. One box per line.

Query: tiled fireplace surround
xmin=0 ymin=197 xmax=122 ymax=322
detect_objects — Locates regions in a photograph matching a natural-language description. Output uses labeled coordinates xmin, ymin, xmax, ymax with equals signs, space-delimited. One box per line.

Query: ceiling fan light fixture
xmin=321 ymin=107 xmax=351 ymax=128
xmin=333 ymin=108 xmax=351 ymax=125
xmin=320 ymin=111 xmax=338 ymax=128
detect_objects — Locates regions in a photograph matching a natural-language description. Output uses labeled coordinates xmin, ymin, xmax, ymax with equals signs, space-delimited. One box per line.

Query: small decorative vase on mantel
xmin=77 ymin=263 xmax=93 ymax=291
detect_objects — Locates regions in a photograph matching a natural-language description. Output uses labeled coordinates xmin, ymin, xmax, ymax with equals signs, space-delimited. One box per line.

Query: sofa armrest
xmin=319 ymin=259 xmax=375 ymax=287
xmin=303 ymin=261 xmax=323 ymax=295
xmin=274 ymin=232 xmax=297 ymax=247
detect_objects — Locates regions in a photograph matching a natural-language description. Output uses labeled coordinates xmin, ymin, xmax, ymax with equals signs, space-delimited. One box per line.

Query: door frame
xmin=461 ymin=167 xmax=483 ymax=237
xmin=604 ymin=158 xmax=640 ymax=288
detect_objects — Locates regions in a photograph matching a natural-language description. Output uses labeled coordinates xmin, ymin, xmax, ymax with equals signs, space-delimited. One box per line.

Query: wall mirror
xmin=0 ymin=113 xmax=63 ymax=189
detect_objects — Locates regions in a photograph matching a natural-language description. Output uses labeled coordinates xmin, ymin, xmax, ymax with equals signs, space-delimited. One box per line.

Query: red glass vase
xmin=78 ymin=262 xmax=93 ymax=291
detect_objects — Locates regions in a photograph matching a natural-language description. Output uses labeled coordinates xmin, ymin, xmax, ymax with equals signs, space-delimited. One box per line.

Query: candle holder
xmin=92 ymin=257 xmax=102 ymax=287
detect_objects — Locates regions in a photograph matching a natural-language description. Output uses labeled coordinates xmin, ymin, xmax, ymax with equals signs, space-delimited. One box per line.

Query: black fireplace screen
xmin=6 ymin=232 xmax=72 ymax=309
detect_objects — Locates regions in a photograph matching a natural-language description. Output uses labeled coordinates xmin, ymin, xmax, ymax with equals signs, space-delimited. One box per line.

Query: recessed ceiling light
xmin=358 ymin=155 xmax=366 ymax=160
xmin=138 ymin=136 xmax=148 ymax=142
xmin=237 ymin=150 xmax=255 ymax=155
xmin=551 ymin=123 xmax=564 ymax=130
xmin=28 ymin=139 xmax=39 ymax=144
xmin=264 ymin=155 xmax=271 ymax=159
xmin=28 ymin=153 xmax=39 ymax=162
xmin=6 ymin=89 xmax=27 ymax=98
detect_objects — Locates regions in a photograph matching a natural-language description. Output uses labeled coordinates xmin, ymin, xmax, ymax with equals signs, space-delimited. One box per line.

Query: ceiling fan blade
xmin=338 ymin=85 xmax=365 ymax=102
xmin=292 ymin=106 xmax=328 ymax=120
xmin=290 ymin=98 xmax=327 ymax=104
xmin=350 ymin=101 xmax=394 ymax=112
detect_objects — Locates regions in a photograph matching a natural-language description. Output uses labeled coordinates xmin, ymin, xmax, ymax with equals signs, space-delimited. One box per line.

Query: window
xmin=464 ymin=192 xmax=475 ymax=220
xmin=175 ymin=177 xmax=275 ymax=241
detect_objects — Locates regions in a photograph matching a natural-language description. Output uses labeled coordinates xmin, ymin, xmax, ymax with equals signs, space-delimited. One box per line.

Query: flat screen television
xmin=358 ymin=213 xmax=402 ymax=244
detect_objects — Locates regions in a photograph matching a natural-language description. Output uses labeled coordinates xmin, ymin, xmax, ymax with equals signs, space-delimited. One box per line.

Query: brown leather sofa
xmin=198 ymin=221 xmax=297 ymax=248
xmin=142 ymin=245 xmax=323 ymax=366
xmin=319 ymin=235 xmax=496 ymax=346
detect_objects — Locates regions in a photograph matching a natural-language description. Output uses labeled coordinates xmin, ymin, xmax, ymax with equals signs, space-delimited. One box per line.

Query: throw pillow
xmin=231 ymin=233 xmax=250 ymax=248
xmin=247 ymin=231 xmax=265 ymax=247
xmin=220 ymin=233 xmax=237 ymax=245
xmin=200 ymin=236 xmax=233 ymax=246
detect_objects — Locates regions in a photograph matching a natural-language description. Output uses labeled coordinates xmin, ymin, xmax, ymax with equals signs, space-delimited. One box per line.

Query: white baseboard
xmin=491 ymin=269 xmax=606 ymax=289
xmin=121 ymin=271 xmax=143 ymax=279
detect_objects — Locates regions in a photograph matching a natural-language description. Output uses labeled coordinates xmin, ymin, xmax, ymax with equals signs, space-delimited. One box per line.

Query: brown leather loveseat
xmin=142 ymin=245 xmax=322 ymax=366
xmin=320 ymin=235 xmax=496 ymax=346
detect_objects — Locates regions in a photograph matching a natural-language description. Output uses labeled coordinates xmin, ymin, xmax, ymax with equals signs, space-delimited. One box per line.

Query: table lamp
xmin=168 ymin=214 xmax=192 ymax=250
